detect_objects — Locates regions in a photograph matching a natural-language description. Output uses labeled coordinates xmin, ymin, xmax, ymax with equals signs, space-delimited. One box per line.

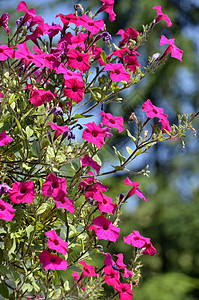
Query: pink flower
xmin=142 ymin=99 xmax=167 ymax=120
xmin=56 ymin=13 xmax=79 ymax=27
xmin=78 ymin=260 xmax=99 ymax=278
xmin=47 ymin=122 xmax=69 ymax=140
xmin=29 ymin=88 xmax=56 ymax=107
xmin=0 ymin=131 xmax=13 ymax=146
xmin=67 ymin=49 xmax=90 ymax=73
xmin=9 ymin=180 xmax=36 ymax=204
xmin=42 ymin=173 xmax=67 ymax=198
xmin=153 ymin=5 xmax=172 ymax=27
xmin=64 ymin=78 xmax=85 ymax=103
xmin=82 ymin=122 xmax=107 ymax=148
xmin=97 ymin=0 xmax=116 ymax=22
xmin=72 ymin=272 xmax=86 ymax=291
xmin=117 ymin=27 xmax=139 ymax=47
xmin=92 ymin=190 xmax=117 ymax=214
xmin=160 ymin=35 xmax=183 ymax=62
xmin=123 ymin=230 xmax=157 ymax=256
xmin=81 ymin=154 xmax=101 ymax=174
xmin=104 ymin=63 xmax=130 ymax=83
xmin=88 ymin=214 xmax=120 ymax=242
xmin=0 ymin=199 xmax=16 ymax=221
xmin=113 ymin=253 xmax=126 ymax=269
xmin=39 ymin=249 xmax=68 ymax=270
xmin=100 ymin=111 xmax=125 ymax=133
xmin=0 ymin=45 xmax=14 ymax=61
xmin=115 ymin=283 xmax=133 ymax=300
xmin=53 ymin=190 xmax=75 ymax=214
xmin=16 ymin=1 xmax=44 ymax=27
xmin=123 ymin=54 xmax=141 ymax=73
xmin=45 ymin=230 xmax=68 ymax=255
xmin=77 ymin=15 xmax=104 ymax=35
xmin=159 ymin=118 xmax=172 ymax=134
xmin=124 ymin=177 xmax=148 ymax=202
xmin=103 ymin=265 xmax=120 ymax=287
xmin=0 ymin=13 xmax=11 ymax=34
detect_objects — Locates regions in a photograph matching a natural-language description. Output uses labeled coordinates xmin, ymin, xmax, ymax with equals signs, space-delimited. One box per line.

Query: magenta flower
xmin=64 ymin=78 xmax=85 ymax=103
xmin=123 ymin=230 xmax=157 ymax=256
xmin=104 ymin=63 xmax=130 ymax=83
xmin=97 ymin=0 xmax=116 ymax=22
xmin=0 ymin=131 xmax=13 ymax=146
xmin=115 ymin=283 xmax=133 ymax=300
xmin=159 ymin=118 xmax=172 ymax=134
xmin=16 ymin=1 xmax=44 ymax=27
xmin=160 ymin=35 xmax=183 ymax=62
xmin=77 ymin=15 xmax=104 ymax=35
xmin=113 ymin=253 xmax=126 ymax=269
xmin=0 ymin=45 xmax=14 ymax=61
xmin=123 ymin=54 xmax=141 ymax=73
xmin=47 ymin=122 xmax=69 ymax=140
xmin=124 ymin=177 xmax=148 ymax=202
xmin=39 ymin=249 xmax=68 ymax=270
xmin=81 ymin=154 xmax=101 ymax=174
xmin=79 ymin=260 xmax=99 ymax=278
xmin=56 ymin=13 xmax=79 ymax=27
xmin=0 ymin=199 xmax=16 ymax=221
xmin=117 ymin=27 xmax=139 ymax=47
xmin=67 ymin=49 xmax=90 ymax=73
xmin=42 ymin=173 xmax=67 ymax=198
xmin=0 ymin=13 xmax=11 ymax=34
xmin=103 ymin=266 xmax=120 ymax=287
xmin=100 ymin=111 xmax=125 ymax=133
xmin=153 ymin=5 xmax=172 ymax=27
xmin=9 ymin=180 xmax=36 ymax=204
xmin=53 ymin=190 xmax=75 ymax=214
xmin=29 ymin=88 xmax=56 ymax=107
xmin=142 ymin=99 xmax=167 ymax=120
xmin=82 ymin=122 xmax=107 ymax=148
xmin=92 ymin=190 xmax=117 ymax=214
xmin=88 ymin=214 xmax=120 ymax=242
xmin=45 ymin=230 xmax=68 ymax=256
xmin=72 ymin=272 xmax=86 ymax=291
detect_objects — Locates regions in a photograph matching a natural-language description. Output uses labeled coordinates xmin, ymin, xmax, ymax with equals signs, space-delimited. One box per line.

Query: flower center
xmin=103 ymin=224 xmax=109 ymax=230
xmin=50 ymin=257 xmax=56 ymax=262
xmin=88 ymin=21 xmax=94 ymax=26
xmin=0 ymin=204 xmax=5 ymax=211
xmin=114 ymin=69 xmax=120 ymax=75
xmin=20 ymin=187 xmax=27 ymax=194
xmin=53 ymin=239 xmax=59 ymax=245
xmin=92 ymin=131 xmax=98 ymax=137
xmin=152 ymin=108 xmax=158 ymax=114
xmin=52 ymin=181 xmax=59 ymax=188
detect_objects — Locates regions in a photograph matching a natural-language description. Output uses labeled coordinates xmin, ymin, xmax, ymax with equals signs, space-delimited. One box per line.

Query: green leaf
xmin=100 ymin=50 xmax=107 ymax=64
xmin=113 ymin=146 xmax=126 ymax=165
xmin=0 ymin=281 xmax=9 ymax=299
xmin=25 ymin=126 xmax=34 ymax=139
xmin=57 ymin=210 xmax=67 ymax=224
xmin=14 ymin=116 xmax=22 ymax=132
xmin=26 ymin=225 xmax=35 ymax=239
xmin=36 ymin=203 xmax=49 ymax=215
xmin=73 ymin=114 xmax=94 ymax=119
xmin=63 ymin=280 xmax=70 ymax=291
xmin=126 ymin=129 xmax=137 ymax=144
xmin=126 ymin=146 xmax=133 ymax=155
xmin=31 ymin=139 xmax=40 ymax=157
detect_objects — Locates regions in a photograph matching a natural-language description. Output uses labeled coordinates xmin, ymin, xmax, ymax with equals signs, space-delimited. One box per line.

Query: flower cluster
xmin=0 ymin=1 xmax=189 ymax=299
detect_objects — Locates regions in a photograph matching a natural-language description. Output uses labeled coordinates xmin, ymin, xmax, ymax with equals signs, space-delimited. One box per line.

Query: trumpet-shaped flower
xmin=0 ymin=131 xmax=13 ymax=146
xmin=39 ymin=249 xmax=68 ymax=270
xmin=97 ymin=0 xmax=116 ymax=22
xmin=160 ymin=35 xmax=183 ymax=62
xmin=142 ymin=99 xmax=167 ymax=120
xmin=45 ymin=230 xmax=68 ymax=255
xmin=47 ymin=122 xmax=69 ymax=140
xmin=153 ymin=5 xmax=172 ymax=27
xmin=79 ymin=260 xmax=99 ymax=278
xmin=64 ymin=78 xmax=85 ymax=103
xmin=82 ymin=122 xmax=107 ymax=148
xmin=53 ymin=190 xmax=75 ymax=214
xmin=0 ymin=199 xmax=16 ymax=221
xmin=88 ymin=214 xmax=120 ymax=242
xmin=9 ymin=180 xmax=36 ymax=204
xmin=124 ymin=177 xmax=148 ymax=201
xmin=42 ymin=173 xmax=67 ymax=198
xmin=100 ymin=111 xmax=125 ymax=133
xmin=81 ymin=154 xmax=101 ymax=174
xmin=104 ymin=63 xmax=130 ymax=83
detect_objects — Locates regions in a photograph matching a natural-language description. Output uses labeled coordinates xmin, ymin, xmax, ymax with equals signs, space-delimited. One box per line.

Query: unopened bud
xmin=143 ymin=130 xmax=148 ymax=139
xmin=129 ymin=113 xmax=138 ymax=123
